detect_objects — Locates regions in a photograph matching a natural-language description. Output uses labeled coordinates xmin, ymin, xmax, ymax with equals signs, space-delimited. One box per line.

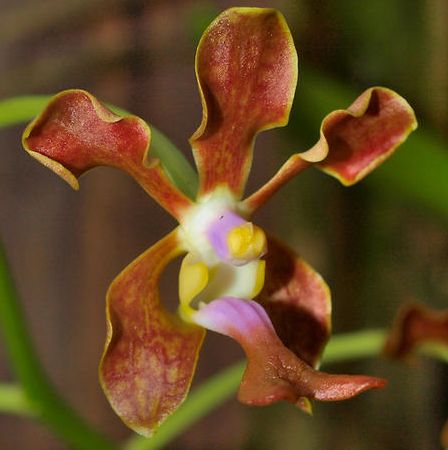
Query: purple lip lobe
xmin=194 ymin=297 xmax=275 ymax=339
xmin=206 ymin=210 xmax=246 ymax=262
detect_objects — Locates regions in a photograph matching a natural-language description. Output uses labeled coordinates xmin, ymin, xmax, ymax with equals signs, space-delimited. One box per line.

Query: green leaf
xmin=0 ymin=383 xmax=33 ymax=416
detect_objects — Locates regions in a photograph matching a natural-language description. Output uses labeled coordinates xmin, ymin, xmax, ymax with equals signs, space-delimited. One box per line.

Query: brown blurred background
xmin=0 ymin=0 xmax=447 ymax=449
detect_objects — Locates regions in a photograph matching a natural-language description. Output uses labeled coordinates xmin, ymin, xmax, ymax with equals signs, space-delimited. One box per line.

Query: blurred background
xmin=0 ymin=0 xmax=447 ymax=449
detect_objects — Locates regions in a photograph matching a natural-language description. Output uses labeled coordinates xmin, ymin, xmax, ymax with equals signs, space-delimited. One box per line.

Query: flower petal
xmin=257 ymin=236 xmax=331 ymax=368
xmin=384 ymin=303 xmax=448 ymax=360
xmin=191 ymin=7 xmax=298 ymax=199
xmin=243 ymin=88 xmax=416 ymax=212
xmin=315 ymin=87 xmax=417 ymax=185
xmin=23 ymin=90 xmax=192 ymax=220
xmin=384 ymin=304 xmax=448 ymax=448
xmin=194 ymin=297 xmax=385 ymax=410
xmin=99 ymin=229 xmax=205 ymax=436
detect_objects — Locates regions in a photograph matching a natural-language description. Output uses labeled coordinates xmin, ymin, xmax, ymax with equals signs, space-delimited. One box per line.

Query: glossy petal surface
xmin=194 ymin=297 xmax=385 ymax=409
xmin=23 ymin=90 xmax=192 ymax=219
xmin=257 ymin=236 xmax=331 ymax=367
xmin=384 ymin=303 xmax=448 ymax=360
xmin=243 ymin=87 xmax=416 ymax=211
xmin=315 ymin=87 xmax=417 ymax=185
xmin=100 ymin=230 xmax=205 ymax=436
xmin=191 ymin=7 xmax=298 ymax=198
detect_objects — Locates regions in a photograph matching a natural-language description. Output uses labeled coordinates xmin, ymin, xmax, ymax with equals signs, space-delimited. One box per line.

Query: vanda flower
xmin=384 ymin=303 xmax=448 ymax=448
xmin=22 ymin=7 xmax=417 ymax=436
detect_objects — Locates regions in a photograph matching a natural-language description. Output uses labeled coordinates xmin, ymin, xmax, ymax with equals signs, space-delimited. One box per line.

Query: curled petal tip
xmin=22 ymin=89 xmax=192 ymax=218
xmin=25 ymin=149 xmax=80 ymax=190
xmin=316 ymin=87 xmax=417 ymax=185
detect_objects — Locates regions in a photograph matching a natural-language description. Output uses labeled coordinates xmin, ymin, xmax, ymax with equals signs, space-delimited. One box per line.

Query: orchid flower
xmin=384 ymin=303 xmax=448 ymax=448
xmin=22 ymin=7 xmax=417 ymax=436
xmin=384 ymin=303 xmax=448 ymax=361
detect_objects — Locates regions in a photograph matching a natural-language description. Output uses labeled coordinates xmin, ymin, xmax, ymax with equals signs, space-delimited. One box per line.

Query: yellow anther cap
xmin=227 ymin=223 xmax=267 ymax=262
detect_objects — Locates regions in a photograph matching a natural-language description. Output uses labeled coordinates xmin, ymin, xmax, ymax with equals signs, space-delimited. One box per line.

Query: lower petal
xmin=193 ymin=297 xmax=385 ymax=411
xmin=257 ymin=236 xmax=331 ymax=368
xmin=99 ymin=229 xmax=205 ymax=436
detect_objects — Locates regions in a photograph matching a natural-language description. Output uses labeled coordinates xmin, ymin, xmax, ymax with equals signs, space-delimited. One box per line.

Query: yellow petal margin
xmin=243 ymin=87 xmax=416 ymax=212
xmin=22 ymin=90 xmax=193 ymax=220
xmin=99 ymin=229 xmax=205 ymax=436
xmin=190 ymin=7 xmax=298 ymax=199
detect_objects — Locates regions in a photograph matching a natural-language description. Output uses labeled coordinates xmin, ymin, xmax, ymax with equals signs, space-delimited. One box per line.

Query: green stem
xmin=322 ymin=328 xmax=386 ymax=363
xmin=126 ymin=328 xmax=448 ymax=450
xmin=0 ymin=383 xmax=34 ymax=416
xmin=0 ymin=243 xmax=119 ymax=450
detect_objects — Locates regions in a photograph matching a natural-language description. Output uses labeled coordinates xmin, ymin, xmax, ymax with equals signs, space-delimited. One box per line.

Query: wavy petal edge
xmin=100 ymin=229 xmax=205 ymax=436
xmin=22 ymin=89 xmax=193 ymax=219
xmin=190 ymin=7 xmax=298 ymax=199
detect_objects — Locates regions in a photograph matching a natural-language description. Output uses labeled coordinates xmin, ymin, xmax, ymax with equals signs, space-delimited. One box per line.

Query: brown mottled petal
xmin=23 ymin=90 xmax=192 ymax=220
xmin=99 ymin=229 xmax=205 ymax=436
xmin=243 ymin=88 xmax=417 ymax=211
xmin=384 ymin=303 xmax=448 ymax=360
xmin=316 ymin=87 xmax=417 ymax=185
xmin=193 ymin=297 xmax=385 ymax=411
xmin=257 ymin=236 xmax=331 ymax=368
xmin=190 ymin=7 xmax=298 ymax=199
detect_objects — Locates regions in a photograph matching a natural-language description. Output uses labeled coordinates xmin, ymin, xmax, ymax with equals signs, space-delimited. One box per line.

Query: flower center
xmin=178 ymin=194 xmax=267 ymax=320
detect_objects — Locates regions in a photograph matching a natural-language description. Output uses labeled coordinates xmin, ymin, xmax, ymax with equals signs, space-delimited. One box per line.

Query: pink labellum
xmin=194 ymin=297 xmax=385 ymax=411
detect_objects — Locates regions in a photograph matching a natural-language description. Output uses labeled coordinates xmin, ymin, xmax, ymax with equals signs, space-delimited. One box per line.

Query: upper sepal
xmin=99 ymin=230 xmax=205 ymax=436
xmin=22 ymin=89 xmax=192 ymax=219
xmin=193 ymin=297 xmax=385 ymax=411
xmin=312 ymin=87 xmax=417 ymax=185
xmin=191 ymin=7 xmax=298 ymax=199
